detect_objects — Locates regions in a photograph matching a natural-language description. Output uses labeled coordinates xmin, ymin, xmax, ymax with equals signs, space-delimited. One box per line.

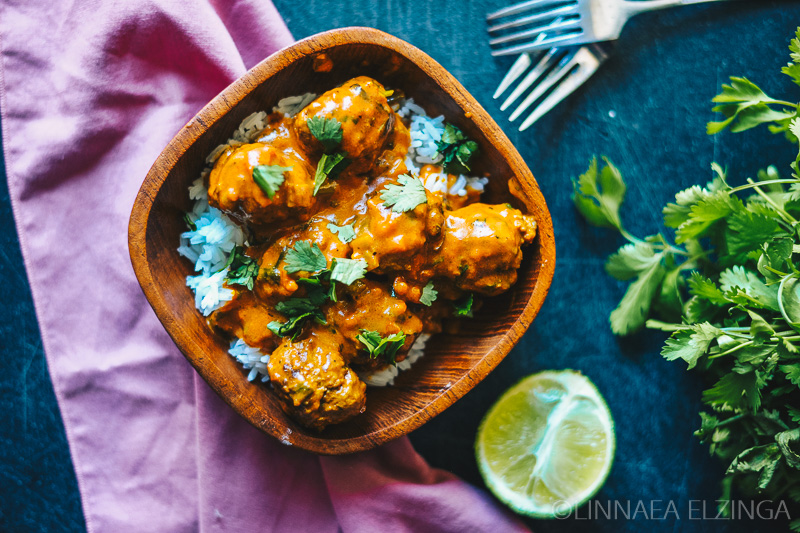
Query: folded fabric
xmin=0 ymin=0 xmax=528 ymax=530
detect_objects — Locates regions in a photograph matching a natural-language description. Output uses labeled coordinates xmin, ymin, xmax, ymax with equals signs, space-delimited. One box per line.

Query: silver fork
xmin=494 ymin=45 xmax=608 ymax=130
xmin=487 ymin=0 xmax=732 ymax=56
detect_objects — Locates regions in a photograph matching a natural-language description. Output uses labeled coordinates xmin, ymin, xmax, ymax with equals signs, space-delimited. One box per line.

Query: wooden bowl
xmin=128 ymin=27 xmax=555 ymax=454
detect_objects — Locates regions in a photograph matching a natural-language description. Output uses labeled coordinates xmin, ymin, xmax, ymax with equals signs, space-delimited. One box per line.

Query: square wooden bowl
xmin=128 ymin=27 xmax=555 ymax=454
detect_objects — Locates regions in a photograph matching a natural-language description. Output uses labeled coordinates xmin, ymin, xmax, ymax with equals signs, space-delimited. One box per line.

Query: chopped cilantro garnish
xmin=268 ymin=309 xmax=326 ymax=340
xmin=283 ymin=241 xmax=327 ymax=273
xmin=313 ymin=152 xmax=348 ymax=196
xmin=435 ymin=123 xmax=479 ymax=174
xmin=380 ymin=174 xmax=427 ymax=213
xmin=252 ymin=165 xmax=291 ymax=199
xmin=327 ymin=222 xmax=356 ymax=243
xmin=329 ymin=258 xmax=367 ymax=286
xmin=420 ymin=282 xmax=437 ymax=306
xmin=453 ymin=293 xmax=474 ymax=317
xmin=183 ymin=214 xmax=197 ymax=231
xmin=223 ymin=246 xmax=259 ymax=291
xmin=356 ymin=330 xmax=407 ymax=364
xmin=307 ymin=116 xmax=343 ymax=152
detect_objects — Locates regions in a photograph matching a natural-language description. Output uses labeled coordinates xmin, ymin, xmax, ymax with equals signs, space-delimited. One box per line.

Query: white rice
xmin=399 ymin=98 xmax=489 ymax=199
xmin=273 ymin=92 xmax=316 ymax=117
xmin=228 ymin=338 xmax=271 ymax=382
xmin=180 ymin=95 xmax=484 ymax=385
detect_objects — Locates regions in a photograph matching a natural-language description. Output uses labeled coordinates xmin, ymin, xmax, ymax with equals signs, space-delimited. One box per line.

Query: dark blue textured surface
xmin=4 ymin=1 xmax=800 ymax=531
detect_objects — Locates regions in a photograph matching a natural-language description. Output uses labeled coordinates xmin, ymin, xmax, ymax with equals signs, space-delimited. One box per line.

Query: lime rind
xmin=475 ymin=370 xmax=616 ymax=518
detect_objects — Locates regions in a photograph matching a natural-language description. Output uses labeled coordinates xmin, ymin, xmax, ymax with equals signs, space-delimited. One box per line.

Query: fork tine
xmin=490 ymin=31 xmax=582 ymax=56
xmin=500 ymin=48 xmax=561 ymax=111
xmin=489 ymin=17 xmax=579 ymax=46
xmin=508 ymin=48 xmax=578 ymax=122
xmin=487 ymin=4 xmax=576 ymax=34
xmin=486 ymin=0 xmax=576 ymax=21
xmin=493 ymin=53 xmax=533 ymax=99
xmin=517 ymin=46 xmax=608 ymax=131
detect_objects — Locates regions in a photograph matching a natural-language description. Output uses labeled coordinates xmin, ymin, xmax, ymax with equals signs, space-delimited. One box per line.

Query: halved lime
xmin=475 ymin=370 xmax=615 ymax=518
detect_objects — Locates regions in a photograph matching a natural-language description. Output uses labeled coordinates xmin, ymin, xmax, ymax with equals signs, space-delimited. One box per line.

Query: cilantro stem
xmin=727 ymin=179 xmax=800 ymax=194
xmin=777 ymin=274 xmax=800 ymax=331
xmin=708 ymin=340 xmax=754 ymax=359
xmin=713 ymin=413 xmax=746 ymax=428
xmin=745 ymin=178 xmax=798 ymax=225
xmin=765 ymin=99 xmax=798 ymax=108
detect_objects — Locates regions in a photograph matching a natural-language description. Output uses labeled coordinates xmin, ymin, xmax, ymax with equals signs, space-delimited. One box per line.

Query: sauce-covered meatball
xmin=267 ymin=330 xmax=366 ymax=431
xmin=208 ymin=142 xmax=317 ymax=226
xmin=294 ymin=76 xmax=394 ymax=174
xmin=433 ymin=203 xmax=537 ymax=295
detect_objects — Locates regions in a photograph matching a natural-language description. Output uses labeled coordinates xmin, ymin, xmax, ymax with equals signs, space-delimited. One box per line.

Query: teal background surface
xmin=4 ymin=1 xmax=800 ymax=531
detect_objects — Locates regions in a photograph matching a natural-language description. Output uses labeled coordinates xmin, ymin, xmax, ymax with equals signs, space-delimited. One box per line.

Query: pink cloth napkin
xmin=0 ymin=1 xmax=529 ymax=531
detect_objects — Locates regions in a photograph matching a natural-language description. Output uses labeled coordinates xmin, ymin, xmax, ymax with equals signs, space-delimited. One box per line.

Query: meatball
xmin=294 ymin=76 xmax=394 ymax=174
xmin=432 ymin=203 xmax=537 ymax=295
xmin=325 ymin=279 xmax=423 ymax=369
xmin=349 ymin=185 xmax=444 ymax=273
xmin=207 ymin=142 xmax=317 ymax=227
xmin=267 ymin=330 xmax=366 ymax=431
xmin=254 ymin=217 xmax=353 ymax=303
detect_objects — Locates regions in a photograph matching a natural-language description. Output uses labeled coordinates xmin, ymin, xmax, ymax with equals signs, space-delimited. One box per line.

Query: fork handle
xmin=623 ymin=0 xmax=734 ymax=15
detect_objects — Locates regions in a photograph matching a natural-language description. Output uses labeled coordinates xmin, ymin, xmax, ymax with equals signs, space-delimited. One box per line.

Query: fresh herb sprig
xmin=381 ymin=174 xmax=428 ymax=213
xmin=223 ymin=246 xmax=259 ymax=291
xmin=268 ymin=241 xmax=367 ymax=339
xmin=252 ymin=165 xmax=291 ymax=199
xmin=307 ymin=116 xmax=349 ymax=195
xmin=356 ymin=330 xmax=407 ymax=365
xmin=435 ymin=123 xmax=479 ymax=174
xmin=327 ymin=222 xmax=356 ymax=243
xmin=573 ymin=28 xmax=800 ymax=526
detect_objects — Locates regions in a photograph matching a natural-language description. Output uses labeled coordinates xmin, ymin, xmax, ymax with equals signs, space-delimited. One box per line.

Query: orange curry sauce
xmin=203 ymin=76 xmax=537 ymax=430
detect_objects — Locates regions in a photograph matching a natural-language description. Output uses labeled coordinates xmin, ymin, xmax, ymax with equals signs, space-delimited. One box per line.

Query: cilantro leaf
xmin=726 ymin=209 xmax=783 ymax=256
xmin=307 ymin=116 xmax=343 ymax=152
xmin=283 ymin=241 xmax=327 ymax=273
xmin=726 ymin=443 xmax=782 ymax=491
xmin=719 ymin=266 xmax=780 ymax=312
xmin=269 ymin=282 xmax=329 ymax=340
xmin=572 ymin=156 xmax=626 ymax=231
xmin=435 ymin=123 xmax=479 ymax=174
xmin=420 ymin=282 xmax=437 ymax=306
xmin=675 ymin=190 xmax=742 ymax=243
xmin=605 ymin=242 xmax=660 ymax=281
xmin=184 ymin=213 xmax=197 ymax=231
xmin=661 ymin=322 xmax=722 ymax=369
xmin=313 ymin=152 xmax=348 ymax=196
xmin=707 ymin=77 xmax=795 ymax=134
xmin=224 ymin=246 xmax=259 ymax=291
xmin=609 ymin=254 xmax=665 ymax=335
xmin=702 ymin=371 xmax=762 ymax=413
xmin=380 ymin=174 xmax=428 ymax=213
xmin=780 ymin=363 xmax=800 ymax=387
xmin=663 ymin=173 xmax=725 ymax=228
xmin=252 ymin=165 xmax=291 ymax=199
xmin=453 ymin=293 xmax=474 ymax=317
xmin=356 ymin=330 xmax=407 ymax=364
xmin=329 ymin=258 xmax=367 ymax=285
xmin=267 ymin=309 xmax=326 ymax=340
xmin=687 ymin=272 xmax=729 ymax=305
xmin=783 ymin=28 xmax=800 ymax=88
xmin=327 ymin=222 xmax=356 ymax=243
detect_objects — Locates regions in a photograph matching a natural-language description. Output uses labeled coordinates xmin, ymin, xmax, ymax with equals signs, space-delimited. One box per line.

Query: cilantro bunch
xmin=574 ymin=29 xmax=800 ymax=525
